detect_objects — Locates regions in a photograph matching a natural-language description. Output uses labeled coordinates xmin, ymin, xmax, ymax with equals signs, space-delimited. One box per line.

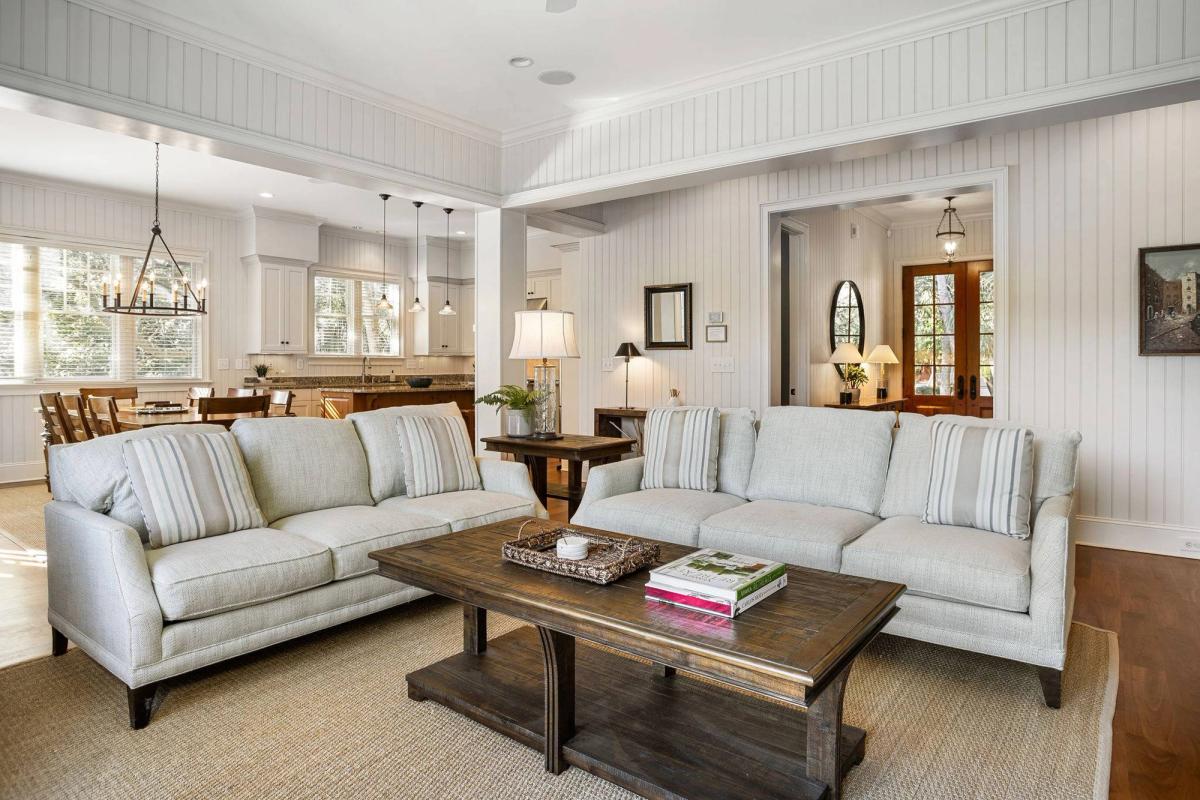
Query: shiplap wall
xmin=578 ymin=100 xmax=1200 ymax=550
xmin=787 ymin=208 xmax=891 ymax=405
xmin=505 ymin=0 xmax=1200 ymax=195
xmin=0 ymin=0 xmax=500 ymax=197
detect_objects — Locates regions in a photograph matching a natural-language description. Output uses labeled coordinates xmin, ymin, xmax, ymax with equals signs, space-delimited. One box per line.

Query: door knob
xmin=969 ymin=375 xmax=977 ymax=400
xmin=956 ymin=374 xmax=964 ymax=399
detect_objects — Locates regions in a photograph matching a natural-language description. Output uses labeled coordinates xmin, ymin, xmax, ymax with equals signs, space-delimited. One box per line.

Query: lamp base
xmin=839 ymin=391 xmax=853 ymax=405
xmin=529 ymin=431 xmax=563 ymax=440
xmin=876 ymin=386 xmax=888 ymax=400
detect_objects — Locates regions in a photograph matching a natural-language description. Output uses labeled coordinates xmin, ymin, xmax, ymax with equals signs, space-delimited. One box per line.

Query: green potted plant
xmin=844 ymin=363 xmax=869 ymax=403
xmin=252 ymin=362 xmax=270 ymax=380
xmin=477 ymin=385 xmax=542 ymax=438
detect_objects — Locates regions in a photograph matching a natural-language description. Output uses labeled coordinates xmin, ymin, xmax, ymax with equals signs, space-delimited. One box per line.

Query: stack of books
xmin=645 ymin=549 xmax=787 ymax=618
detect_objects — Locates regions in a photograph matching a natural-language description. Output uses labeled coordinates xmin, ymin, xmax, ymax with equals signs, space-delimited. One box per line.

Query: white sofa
xmin=573 ymin=406 xmax=1081 ymax=707
xmin=44 ymin=406 xmax=545 ymax=728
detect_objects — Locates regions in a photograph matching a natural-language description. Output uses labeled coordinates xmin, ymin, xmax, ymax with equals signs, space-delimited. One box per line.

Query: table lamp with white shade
xmin=829 ymin=341 xmax=865 ymax=405
xmin=509 ymin=310 xmax=580 ymax=439
xmin=866 ymin=344 xmax=900 ymax=400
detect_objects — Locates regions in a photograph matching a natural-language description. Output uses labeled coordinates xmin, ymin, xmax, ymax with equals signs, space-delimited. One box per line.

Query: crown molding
xmin=239 ymin=205 xmax=325 ymax=227
xmin=78 ymin=0 xmax=503 ymax=146
xmin=887 ymin=209 xmax=993 ymax=228
xmin=500 ymin=0 xmax=1057 ymax=145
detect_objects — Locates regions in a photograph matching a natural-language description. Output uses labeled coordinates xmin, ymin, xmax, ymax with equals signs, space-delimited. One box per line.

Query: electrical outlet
xmin=710 ymin=357 xmax=735 ymax=373
xmin=601 ymin=357 xmax=616 ymax=372
xmin=217 ymin=358 xmax=229 ymax=370
xmin=294 ymin=357 xmax=305 ymax=370
xmin=1179 ymin=536 xmax=1200 ymax=558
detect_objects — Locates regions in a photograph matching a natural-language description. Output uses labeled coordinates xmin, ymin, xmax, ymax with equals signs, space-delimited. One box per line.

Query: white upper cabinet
xmin=245 ymin=259 xmax=308 ymax=354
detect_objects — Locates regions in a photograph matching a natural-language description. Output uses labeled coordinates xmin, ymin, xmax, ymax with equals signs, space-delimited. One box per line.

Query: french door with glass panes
xmin=902 ymin=260 xmax=994 ymax=417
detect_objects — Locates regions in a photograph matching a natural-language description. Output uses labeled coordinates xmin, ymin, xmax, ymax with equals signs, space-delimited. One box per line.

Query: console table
xmin=823 ymin=396 xmax=907 ymax=413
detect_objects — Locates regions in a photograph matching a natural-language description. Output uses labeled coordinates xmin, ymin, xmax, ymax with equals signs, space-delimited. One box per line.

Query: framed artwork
xmin=705 ymin=324 xmax=728 ymax=343
xmin=1139 ymin=243 xmax=1200 ymax=356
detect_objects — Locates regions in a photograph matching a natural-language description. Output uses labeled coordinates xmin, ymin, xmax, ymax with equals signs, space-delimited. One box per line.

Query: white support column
xmin=553 ymin=241 xmax=582 ymax=434
xmin=473 ymin=208 xmax=528 ymax=451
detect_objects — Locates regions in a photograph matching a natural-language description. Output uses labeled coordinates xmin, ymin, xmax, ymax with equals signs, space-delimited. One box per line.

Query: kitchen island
xmin=318 ymin=384 xmax=476 ymax=440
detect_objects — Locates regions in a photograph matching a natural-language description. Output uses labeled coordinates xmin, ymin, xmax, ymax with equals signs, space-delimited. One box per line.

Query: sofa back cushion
xmin=745 ymin=406 xmax=895 ymax=515
xmin=716 ymin=408 xmax=757 ymax=499
xmin=48 ymin=423 xmax=229 ymax=543
xmin=879 ymin=412 xmax=1081 ymax=520
xmin=348 ymin=402 xmax=464 ymax=503
xmin=231 ymin=417 xmax=373 ymax=522
xmin=641 ymin=407 xmax=721 ymax=492
xmin=123 ymin=431 xmax=267 ymax=548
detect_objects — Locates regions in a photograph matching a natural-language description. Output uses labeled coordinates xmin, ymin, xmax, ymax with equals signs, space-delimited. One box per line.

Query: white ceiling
xmin=0 ymin=109 xmax=475 ymax=238
xmin=133 ymin=0 xmax=970 ymax=134
xmin=867 ymin=192 xmax=993 ymax=224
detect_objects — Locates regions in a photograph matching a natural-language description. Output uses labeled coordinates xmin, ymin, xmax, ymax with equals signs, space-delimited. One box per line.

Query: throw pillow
xmin=394 ymin=414 xmax=481 ymax=498
xmin=640 ymin=406 xmax=721 ymax=492
xmin=922 ymin=420 xmax=1035 ymax=538
xmin=122 ymin=431 xmax=266 ymax=549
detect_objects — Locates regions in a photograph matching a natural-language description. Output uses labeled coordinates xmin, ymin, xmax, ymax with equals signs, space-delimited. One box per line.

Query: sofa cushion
xmin=348 ymin=402 xmax=464 ymax=503
xmin=840 ymin=515 xmax=1032 ymax=612
xmin=145 ymin=528 xmax=333 ymax=621
xmin=698 ymin=500 xmax=879 ymax=572
xmin=746 ymin=407 xmax=895 ymax=515
xmin=273 ymin=506 xmax=450 ymax=579
xmin=923 ymin=421 xmax=1034 ymax=538
xmin=570 ymin=489 xmax=745 ymax=546
xmin=47 ymin=423 xmax=228 ymax=543
xmin=641 ymin=406 xmax=721 ymax=492
xmin=879 ymin=413 xmax=1081 ymax=520
xmin=231 ymin=417 xmax=373 ymax=522
xmin=379 ymin=490 xmax=538 ymax=531
xmin=716 ymin=408 xmax=757 ymax=499
xmin=123 ymin=431 xmax=267 ymax=549
xmin=394 ymin=414 xmax=480 ymax=498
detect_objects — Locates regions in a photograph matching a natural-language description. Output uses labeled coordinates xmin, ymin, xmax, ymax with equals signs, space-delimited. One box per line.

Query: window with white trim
xmin=312 ymin=273 xmax=400 ymax=356
xmin=0 ymin=238 xmax=204 ymax=381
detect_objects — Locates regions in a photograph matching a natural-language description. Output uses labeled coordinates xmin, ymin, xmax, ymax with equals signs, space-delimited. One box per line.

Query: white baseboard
xmin=0 ymin=461 xmax=43 ymax=485
xmin=1075 ymin=515 xmax=1200 ymax=560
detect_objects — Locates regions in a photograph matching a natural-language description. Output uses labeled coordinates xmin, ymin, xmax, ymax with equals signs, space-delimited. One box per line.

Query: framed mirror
xmin=644 ymin=283 xmax=693 ymax=349
xmin=829 ymin=280 xmax=865 ymax=377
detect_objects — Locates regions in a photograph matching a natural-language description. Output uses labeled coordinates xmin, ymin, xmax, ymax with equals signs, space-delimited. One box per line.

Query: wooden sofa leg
xmin=1037 ymin=666 xmax=1062 ymax=708
xmin=51 ymin=627 xmax=68 ymax=656
xmin=127 ymin=683 xmax=159 ymax=729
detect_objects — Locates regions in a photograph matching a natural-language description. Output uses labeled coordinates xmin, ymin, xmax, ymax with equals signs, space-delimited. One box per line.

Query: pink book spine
xmin=645 ymin=584 xmax=733 ymax=616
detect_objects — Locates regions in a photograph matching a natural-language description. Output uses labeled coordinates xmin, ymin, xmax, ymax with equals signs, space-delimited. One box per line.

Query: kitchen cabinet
xmin=246 ymin=259 xmax=307 ymax=353
xmin=413 ymin=280 xmax=474 ymax=356
xmin=526 ymin=272 xmax=563 ymax=310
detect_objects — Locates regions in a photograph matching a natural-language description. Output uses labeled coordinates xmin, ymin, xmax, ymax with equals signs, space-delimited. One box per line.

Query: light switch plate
xmin=711 ymin=357 xmax=735 ymax=373
xmin=217 ymin=358 xmax=229 ymax=370
xmin=294 ymin=357 xmax=305 ymax=370
xmin=601 ymin=357 xmax=616 ymax=372
xmin=706 ymin=311 xmax=724 ymax=324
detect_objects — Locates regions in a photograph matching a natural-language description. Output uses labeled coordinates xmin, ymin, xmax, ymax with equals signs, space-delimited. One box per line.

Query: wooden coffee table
xmin=371 ymin=517 xmax=904 ymax=800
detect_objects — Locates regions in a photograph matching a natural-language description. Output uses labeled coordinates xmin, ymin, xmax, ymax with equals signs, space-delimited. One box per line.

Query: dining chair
xmin=187 ymin=386 xmax=215 ymax=407
xmin=86 ymin=395 xmax=124 ymax=436
xmin=65 ymin=394 xmax=94 ymax=440
xmin=79 ymin=386 xmax=138 ymax=406
xmin=227 ymin=387 xmax=258 ymax=398
xmin=268 ymin=389 xmax=295 ymax=416
xmin=37 ymin=391 xmax=75 ymax=444
xmin=199 ymin=395 xmax=270 ymax=428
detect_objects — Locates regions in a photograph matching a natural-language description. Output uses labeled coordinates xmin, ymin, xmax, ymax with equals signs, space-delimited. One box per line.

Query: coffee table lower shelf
xmin=406 ymin=626 xmax=865 ymax=800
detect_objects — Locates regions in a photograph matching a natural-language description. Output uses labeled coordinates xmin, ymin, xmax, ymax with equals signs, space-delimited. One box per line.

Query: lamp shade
xmin=509 ymin=310 xmax=580 ymax=359
xmin=866 ymin=344 xmax=899 ymax=364
xmin=614 ymin=342 xmax=641 ymax=359
xmin=829 ymin=342 xmax=864 ymax=364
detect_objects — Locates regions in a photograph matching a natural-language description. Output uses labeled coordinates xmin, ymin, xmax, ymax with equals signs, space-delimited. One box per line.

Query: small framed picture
xmin=705 ymin=324 xmax=728 ymax=343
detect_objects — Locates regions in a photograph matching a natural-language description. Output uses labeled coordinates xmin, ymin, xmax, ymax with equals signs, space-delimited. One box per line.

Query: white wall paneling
xmin=503 ymin=0 xmax=1200 ymax=202
xmin=0 ymin=0 xmax=501 ymax=202
xmin=577 ymin=100 xmax=1200 ymax=554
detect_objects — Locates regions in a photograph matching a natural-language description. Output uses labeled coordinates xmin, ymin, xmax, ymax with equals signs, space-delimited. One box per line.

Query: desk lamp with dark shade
xmin=614 ymin=342 xmax=641 ymax=409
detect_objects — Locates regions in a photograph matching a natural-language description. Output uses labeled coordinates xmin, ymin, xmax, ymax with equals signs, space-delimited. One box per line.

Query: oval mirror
xmin=829 ymin=280 xmax=865 ymax=377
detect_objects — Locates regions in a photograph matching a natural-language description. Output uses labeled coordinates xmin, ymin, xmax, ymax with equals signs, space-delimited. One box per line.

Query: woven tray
xmin=502 ymin=520 xmax=660 ymax=585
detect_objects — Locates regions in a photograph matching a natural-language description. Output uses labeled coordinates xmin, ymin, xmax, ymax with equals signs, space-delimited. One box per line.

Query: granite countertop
xmin=245 ymin=373 xmax=472 ymax=390
xmin=318 ymin=383 xmax=475 ymax=394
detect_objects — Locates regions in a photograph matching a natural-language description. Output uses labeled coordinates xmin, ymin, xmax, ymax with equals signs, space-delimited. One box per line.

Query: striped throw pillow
xmin=395 ymin=414 xmax=480 ymax=498
xmin=122 ymin=432 xmax=266 ymax=549
xmin=922 ymin=420 xmax=1035 ymax=538
xmin=640 ymin=406 xmax=721 ymax=492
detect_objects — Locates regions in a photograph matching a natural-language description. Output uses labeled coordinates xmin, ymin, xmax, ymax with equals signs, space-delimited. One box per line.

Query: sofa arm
xmin=45 ymin=501 xmax=163 ymax=681
xmin=1028 ymin=494 xmax=1075 ymax=668
xmin=475 ymin=457 xmax=548 ymax=518
xmin=576 ymin=457 xmax=645 ymax=513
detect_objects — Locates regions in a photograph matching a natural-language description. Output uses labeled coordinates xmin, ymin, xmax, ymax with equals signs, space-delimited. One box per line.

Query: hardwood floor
xmin=1 ymin=481 xmax=1196 ymax=798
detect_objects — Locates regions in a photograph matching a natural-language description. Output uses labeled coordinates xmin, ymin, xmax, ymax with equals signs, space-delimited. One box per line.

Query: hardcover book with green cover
xmin=648 ymin=549 xmax=787 ymax=602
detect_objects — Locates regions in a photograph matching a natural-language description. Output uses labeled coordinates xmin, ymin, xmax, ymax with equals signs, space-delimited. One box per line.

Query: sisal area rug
xmin=0 ymin=483 xmax=51 ymax=553
xmin=0 ymin=598 xmax=1116 ymax=800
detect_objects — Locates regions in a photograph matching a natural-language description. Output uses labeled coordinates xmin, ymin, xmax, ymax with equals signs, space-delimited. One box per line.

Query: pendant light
xmin=102 ymin=143 xmax=207 ymax=316
xmin=376 ymin=193 xmax=393 ymax=312
xmin=438 ymin=207 xmax=457 ymax=316
xmin=935 ymin=196 xmax=966 ymax=263
xmin=407 ymin=201 xmax=426 ymax=313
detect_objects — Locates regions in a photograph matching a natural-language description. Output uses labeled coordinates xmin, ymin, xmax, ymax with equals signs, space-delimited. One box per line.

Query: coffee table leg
xmin=463 ymin=604 xmax=487 ymax=655
xmin=806 ymin=662 xmax=852 ymax=800
xmin=537 ymin=626 xmax=575 ymax=774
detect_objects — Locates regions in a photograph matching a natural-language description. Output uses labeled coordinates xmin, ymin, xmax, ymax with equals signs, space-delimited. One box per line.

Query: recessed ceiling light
xmin=509 ymin=56 xmax=534 ymax=68
xmin=306 ymin=177 xmax=327 ymax=185
xmin=538 ymin=70 xmax=575 ymax=86
xmin=258 ymin=192 xmax=274 ymax=198
xmin=456 ymin=230 xmax=466 ymax=235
